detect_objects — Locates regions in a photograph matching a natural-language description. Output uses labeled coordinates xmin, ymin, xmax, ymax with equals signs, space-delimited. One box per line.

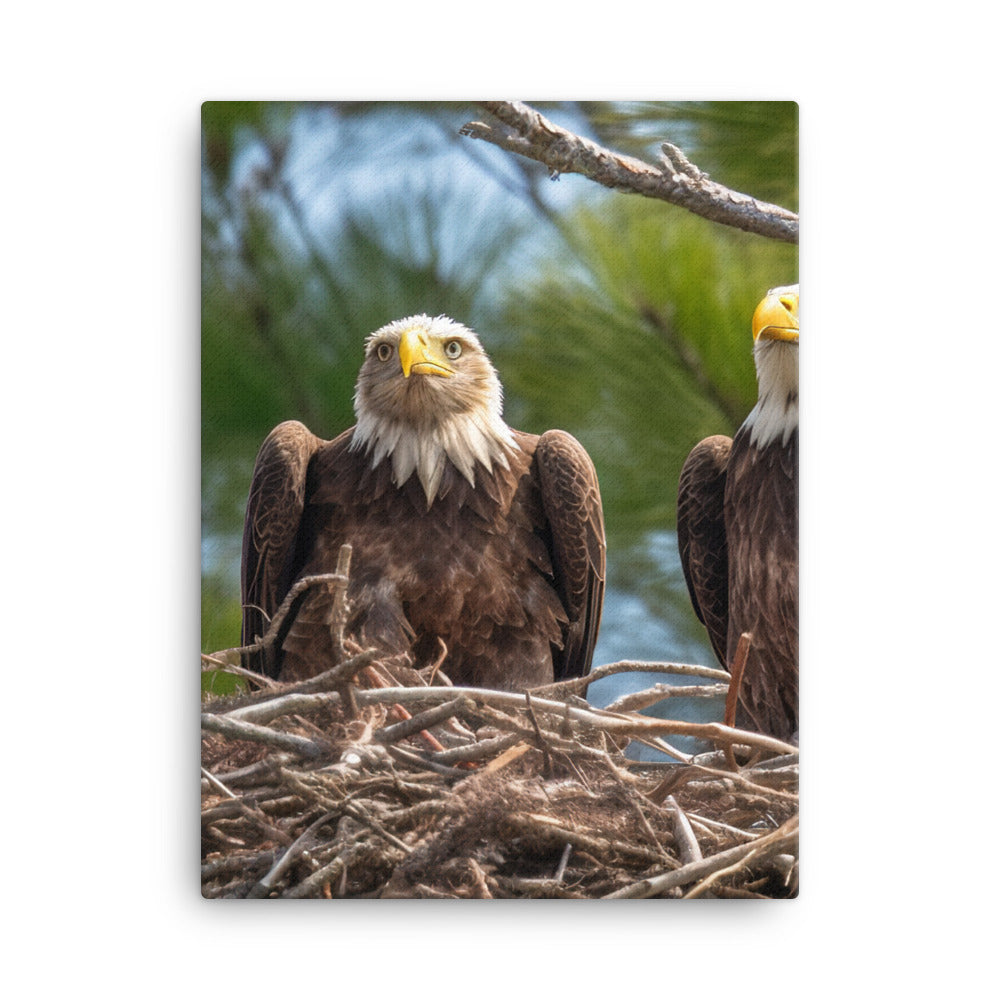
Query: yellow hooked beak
xmin=398 ymin=327 xmax=455 ymax=379
xmin=753 ymin=286 xmax=799 ymax=344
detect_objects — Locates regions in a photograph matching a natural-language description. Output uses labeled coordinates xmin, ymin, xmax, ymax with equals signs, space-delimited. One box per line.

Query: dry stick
xmin=683 ymin=812 xmax=760 ymax=843
xmin=259 ymin=573 xmax=351 ymax=654
xmin=201 ymin=793 xmax=305 ymax=826
xmin=285 ymin=856 xmax=346 ymax=900
xmin=200 ymin=653 xmax=280 ymax=687
xmin=604 ymin=682 xmax=728 ymax=715
xmin=470 ymin=702 xmax=608 ymax=765
xmin=225 ymin=690 xmax=342 ymax=726
xmin=460 ymin=102 xmax=799 ymax=244
xmin=646 ymin=760 xmax=798 ymax=807
xmin=200 ymin=767 xmax=294 ymax=847
xmin=465 ymin=859 xmax=494 ymax=899
xmin=385 ymin=744 xmax=470 ymax=778
xmin=220 ymin=647 xmax=391 ymax=725
xmin=553 ymin=843 xmax=573 ymax=883
xmin=683 ymin=834 xmax=796 ymax=900
xmin=683 ymin=854 xmax=759 ymax=900
xmin=724 ymin=632 xmax=753 ymax=771
xmin=283 ymin=649 xmax=382 ymax=696
xmin=425 ymin=636 xmax=449 ymax=685
xmin=533 ymin=659 xmax=731 ymax=700
xmin=328 ymin=545 xmax=363 ymax=719
xmin=374 ymin=696 xmax=473 ymax=745
xmin=430 ymin=730 xmax=523 ymax=765
xmin=341 ymin=801 xmax=414 ymax=855
xmin=362 ymin=664 xmax=449 ymax=754
xmin=201 ymin=712 xmax=325 ymax=759
xmin=351 ymin=686 xmax=799 ymax=757
xmin=507 ymin=811 xmax=672 ymax=867
xmin=525 ymin=691 xmax=554 ymax=777
xmin=604 ymin=817 xmax=798 ymax=899
xmin=248 ymin=809 xmax=340 ymax=898
xmin=628 ymin=795 xmax=671 ymax=860
xmin=203 ymin=568 xmax=359 ymax=688
xmin=329 ymin=544 xmax=353 ymax=654
xmin=665 ymin=795 xmax=703 ymax=866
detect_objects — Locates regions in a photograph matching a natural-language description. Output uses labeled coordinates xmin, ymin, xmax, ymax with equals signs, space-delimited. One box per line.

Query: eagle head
xmin=752 ymin=284 xmax=799 ymax=346
xmin=748 ymin=285 xmax=799 ymax=447
xmin=352 ymin=314 xmax=517 ymax=505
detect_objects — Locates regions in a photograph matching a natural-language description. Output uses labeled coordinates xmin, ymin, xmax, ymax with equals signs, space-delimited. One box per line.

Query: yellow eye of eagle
xmin=376 ymin=342 xmax=393 ymax=362
xmin=444 ymin=340 xmax=462 ymax=360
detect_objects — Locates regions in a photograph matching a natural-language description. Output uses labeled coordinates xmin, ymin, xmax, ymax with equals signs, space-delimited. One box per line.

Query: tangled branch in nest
xmin=201 ymin=651 xmax=798 ymax=899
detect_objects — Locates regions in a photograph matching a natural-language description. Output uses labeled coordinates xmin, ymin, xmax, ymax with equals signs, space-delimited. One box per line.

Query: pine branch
xmin=461 ymin=102 xmax=798 ymax=244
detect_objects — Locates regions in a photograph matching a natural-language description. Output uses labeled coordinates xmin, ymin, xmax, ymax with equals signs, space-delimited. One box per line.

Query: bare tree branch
xmin=460 ymin=102 xmax=798 ymax=244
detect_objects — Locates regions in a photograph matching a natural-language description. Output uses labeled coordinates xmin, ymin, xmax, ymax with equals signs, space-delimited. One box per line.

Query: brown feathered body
xmin=241 ymin=315 xmax=605 ymax=690
xmin=677 ymin=287 xmax=799 ymax=741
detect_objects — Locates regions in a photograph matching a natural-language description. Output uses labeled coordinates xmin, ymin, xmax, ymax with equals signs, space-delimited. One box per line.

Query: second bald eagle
xmin=241 ymin=314 xmax=606 ymax=690
xmin=677 ymin=286 xmax=799 ymax=742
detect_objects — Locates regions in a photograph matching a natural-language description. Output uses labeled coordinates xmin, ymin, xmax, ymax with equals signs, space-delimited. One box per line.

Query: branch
xmin=201 ymin=712 xmax=325 ymax=759
xmin=603 ymin=816 xmax=798 ymax=898
xmin=532 ymin=658 xmax=731 ymax=700
xmin=461 ymin=102 xmax=798 ymax=244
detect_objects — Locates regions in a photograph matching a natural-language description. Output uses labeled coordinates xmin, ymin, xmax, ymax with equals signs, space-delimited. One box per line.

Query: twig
xmin=374 ymin=696 xmax=473 ymax=746
xmin=603 ymin=682 xmax=727 ymax=714
xmin=200 ymin=652 xmax=280 ymax=687
xmin=553 ymin=843 xmax=573 ymax=883
xmin=342 ymin=801 xmax=413 ymax=856
xmin=533 ymin=659 xmax=730 ymax=699
xmin=465 ymin=859 xmax=494 ymax=899
xmin=384 ymin=744 xmax=470 ymax=778
xmin=507 ymin=811 xmax=672 ymax=866
xmin=200 ymin=767 xmax=295 ymax=847
xmin=329 ymin=544 xmax=353 ymax=656
xmin=460 ymin=102 xmax=798 ymax=244
xmin=725 ymin=632 xmax=753 ymax=770
xmin=665 ymin=795 xmax=703 ymax=866
xmin=430 ymin=730 xmax=523 ymax=766
xmin=525 ymin=691 xmax=554 ymax=778
xmin=284 ymin=856 xmax=346 ymax=900
xmin=225 ymin=691 xmax=342 ymax=726
xmin=201 ymin=712 xmax=325 ymax=759
xmin=348 ymin=685 xmax=800 ymax=757
xmin=362 ymin=664 xmax=448 ymax=754
xmin=253 ymin=573 xmax=349 ymax=651
xmin=725 ymin=632 xmax=753 ymax=728
xmin=604 ymin=817 xmax=798 ymax=898
xmin=248 ymin=810 xmax=339 ymax=898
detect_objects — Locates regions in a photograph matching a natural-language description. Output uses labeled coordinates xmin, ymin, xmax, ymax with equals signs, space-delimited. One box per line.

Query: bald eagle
xmin=241 ymin=314 xmax=606 ymax=690
xmin=677 ymin=286 xmax=799 ymax=741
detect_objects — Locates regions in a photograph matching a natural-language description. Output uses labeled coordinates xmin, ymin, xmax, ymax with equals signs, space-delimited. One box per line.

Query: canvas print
xmin=201 ymin=101 xmax=799 ymax=898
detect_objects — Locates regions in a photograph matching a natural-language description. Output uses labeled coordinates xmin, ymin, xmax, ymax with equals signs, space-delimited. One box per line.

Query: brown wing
xmin=240 ymin=420 xmax=322 ymax=677
xmin=676 ymin=435 xmax=732 ymax=669
xmin=534 ymin=430 xmax=606 ymax=680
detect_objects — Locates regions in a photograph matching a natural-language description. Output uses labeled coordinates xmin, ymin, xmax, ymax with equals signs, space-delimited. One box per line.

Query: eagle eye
xmin=444 ymin=340 xmax=463 ymax=360
xmin=376 ymin=342 xmax=393 ymax=362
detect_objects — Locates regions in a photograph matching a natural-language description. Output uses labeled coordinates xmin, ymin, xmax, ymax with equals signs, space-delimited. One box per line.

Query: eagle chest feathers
xmin=298 ymin=434 xmax=566 ymax=686
xmin=725 ymin=427 xmax=799 ymax=737
xmin=241 ymin=314 xmax=606 ymax=692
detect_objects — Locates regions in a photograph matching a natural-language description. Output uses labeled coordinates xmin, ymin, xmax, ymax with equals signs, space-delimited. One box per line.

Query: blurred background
xmin=201 ymin=100 xmax=798 ymax=740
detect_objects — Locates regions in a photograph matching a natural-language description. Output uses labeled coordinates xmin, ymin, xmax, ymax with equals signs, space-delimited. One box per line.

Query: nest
xmin=201 ymin=652 xmax=799 ymax=899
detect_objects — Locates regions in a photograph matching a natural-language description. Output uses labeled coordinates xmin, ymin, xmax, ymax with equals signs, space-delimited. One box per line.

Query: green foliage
xmin=573 ymin=100 xmax=798 ymax=209
xmin=201 ymin=567 xmax=244 ymax=657
xmin=497 ymin=196 xmax=797 ymax=535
